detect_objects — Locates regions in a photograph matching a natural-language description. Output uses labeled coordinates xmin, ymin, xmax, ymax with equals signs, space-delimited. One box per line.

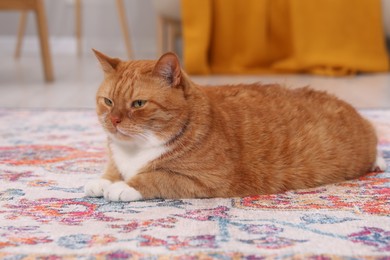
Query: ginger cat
xmin=85 ymin=50 xmax=386 ymax=202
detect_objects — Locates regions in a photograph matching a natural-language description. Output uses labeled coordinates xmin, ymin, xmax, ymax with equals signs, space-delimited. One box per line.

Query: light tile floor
xmin=0 ymin=52 xmax=389 ymax=109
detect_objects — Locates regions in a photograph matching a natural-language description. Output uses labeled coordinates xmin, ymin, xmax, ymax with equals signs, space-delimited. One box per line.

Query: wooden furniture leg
xmin=15 ymin=10 xmax=28 ymax=59
xmin=156 ymin=15 xmax=180 ymax=57
xmin=115 ymin=0 xmax=133 ymax=59
xmin=34 ymin=0 xmax=54 ymax=82
xmin=75 ymin=0 xmax=82 ymax=57
xmin=15 ymin=1 xmax=82 ymax=59
xmin=1 ymin=0 xmax=54 ymax=82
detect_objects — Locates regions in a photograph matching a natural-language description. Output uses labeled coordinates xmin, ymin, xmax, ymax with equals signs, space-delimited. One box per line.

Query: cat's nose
xmin=110 ymin=116 xmax=122 ymax=127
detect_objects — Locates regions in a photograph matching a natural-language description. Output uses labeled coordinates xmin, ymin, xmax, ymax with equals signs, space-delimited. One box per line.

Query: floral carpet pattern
xmin=0 ymin=109 xmax=389 ymax=259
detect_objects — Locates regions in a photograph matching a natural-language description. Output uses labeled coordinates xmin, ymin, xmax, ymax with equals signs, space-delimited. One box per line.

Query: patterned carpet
xmin=0 ymin=109 xmax=389 ymax=259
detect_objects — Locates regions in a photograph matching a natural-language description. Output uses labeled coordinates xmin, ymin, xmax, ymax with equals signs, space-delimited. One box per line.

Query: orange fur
xmin=91 ymin=50 xmax=378 ymax=200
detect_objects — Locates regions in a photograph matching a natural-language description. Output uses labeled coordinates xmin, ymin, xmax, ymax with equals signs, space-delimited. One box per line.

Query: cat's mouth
xmin=104 ymin=123 xmax=132 ymax=139
xmin=115 ymin=127 xmax=132 ymax=138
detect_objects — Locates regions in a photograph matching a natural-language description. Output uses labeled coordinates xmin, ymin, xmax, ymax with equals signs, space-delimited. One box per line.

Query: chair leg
xmin=15 ymin=11 xmax=28 ymax=59
xmin=75 ymin=0 xmax=82 ymax=57
xmin=115 ymin=0 xmax=133 ymax=59
xmin=34 ymin=0 xmax=54 ymax=82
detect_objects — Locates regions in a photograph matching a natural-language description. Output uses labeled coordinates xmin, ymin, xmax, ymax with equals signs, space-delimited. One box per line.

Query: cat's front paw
xmin=85 ymin=179 xmax=112 ymax=197
xmin=104 ymin=181 xmax=142 ymax=202
xmin=372 ymin=155 xmax=387 ymax=172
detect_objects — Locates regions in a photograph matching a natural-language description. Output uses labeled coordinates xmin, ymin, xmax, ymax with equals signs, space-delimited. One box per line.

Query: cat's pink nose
xmin=110 ymin=116 xmax=122 ymax=127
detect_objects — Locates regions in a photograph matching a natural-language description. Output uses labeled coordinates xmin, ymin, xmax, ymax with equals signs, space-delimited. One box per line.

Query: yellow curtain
xmin=181 ymin=0 xmax=389 ymax=75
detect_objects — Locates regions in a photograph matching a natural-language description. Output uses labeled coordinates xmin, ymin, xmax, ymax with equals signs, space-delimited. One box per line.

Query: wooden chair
xmin=0 ymin=0 xmax=54 ymax=82
xmin=153 ymin=0 xmax=181 ymax=57
xmin=157 ymin=16 xmax=181 ymax=56
xmin=14 ymin=0 xmax=133 ymax=60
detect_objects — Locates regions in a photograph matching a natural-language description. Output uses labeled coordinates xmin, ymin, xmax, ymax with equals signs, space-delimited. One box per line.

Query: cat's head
xmin=93 ymin=49 xmax=191 ymax=145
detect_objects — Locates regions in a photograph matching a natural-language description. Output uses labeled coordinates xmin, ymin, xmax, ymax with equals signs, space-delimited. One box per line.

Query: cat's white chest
xmin=109 ymin=135 xmax=167 ymax=181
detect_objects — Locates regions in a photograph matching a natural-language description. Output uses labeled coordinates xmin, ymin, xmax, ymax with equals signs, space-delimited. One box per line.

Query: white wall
xmin=0 ymin=0 xmax=158 ymax=58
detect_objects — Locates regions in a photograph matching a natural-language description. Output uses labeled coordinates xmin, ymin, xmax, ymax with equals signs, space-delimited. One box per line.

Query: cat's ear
xmin=152 ymin=52 xmax=181 ymax=87
xmin=92 ymin=49 xmax=121 ymax=75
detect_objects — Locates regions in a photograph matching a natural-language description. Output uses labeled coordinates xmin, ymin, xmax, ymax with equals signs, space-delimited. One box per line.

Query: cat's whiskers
xmin=134 ymin=132 xmax=149 ymax=143
xmin=98 ymin=113 xmax=109 ymax=128
xmin=116 ymin=127 xmax=131 ymax=137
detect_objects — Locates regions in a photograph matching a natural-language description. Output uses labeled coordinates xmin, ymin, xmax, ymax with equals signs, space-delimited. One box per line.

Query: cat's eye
xmin=104 ymin=98 xmax=113 ymax=107
xmin=131 ymin=100 xmax=147 ymax=108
